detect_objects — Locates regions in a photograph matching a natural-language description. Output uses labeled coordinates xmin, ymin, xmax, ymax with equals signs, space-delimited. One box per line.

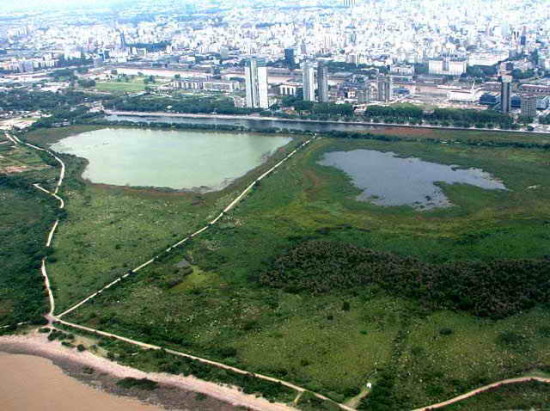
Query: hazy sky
xmin=0 ymin=0 xmax=130 ymax=11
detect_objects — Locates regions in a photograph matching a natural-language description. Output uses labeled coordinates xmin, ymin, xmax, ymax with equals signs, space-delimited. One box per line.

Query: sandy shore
xmin=0 ymin=331 xmax=294 ymax=411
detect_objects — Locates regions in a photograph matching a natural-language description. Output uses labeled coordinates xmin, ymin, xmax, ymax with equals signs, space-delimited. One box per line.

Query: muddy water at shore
xmin=0 ymin=352 xmax=162 ymax=411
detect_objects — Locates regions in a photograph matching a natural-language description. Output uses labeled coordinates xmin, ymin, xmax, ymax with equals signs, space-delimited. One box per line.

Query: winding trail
xmin=413 ymin=376 xmax=550 ymax=410
xmin=55 ymin=317 xmax=350 ymax=410
xmin=4 ymin=132 xmax=64 ymax=319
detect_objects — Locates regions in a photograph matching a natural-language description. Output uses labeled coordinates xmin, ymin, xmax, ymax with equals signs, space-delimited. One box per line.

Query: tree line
xmin=260 ymin=240 xmax=549 ymax=319
xmin=363 ymin=106 xmax=515 ymax=129
xmin=103 ymin=95 xmax=257 ymax=115
xmin=0 ymin=89 xmax=103 ymax=112
xmin=0 ymin=175 xmax=58 ymax=326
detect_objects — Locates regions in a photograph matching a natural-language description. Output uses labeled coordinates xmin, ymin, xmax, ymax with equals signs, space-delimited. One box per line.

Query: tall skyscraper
xmin=245 ymin=58 xmax=269 ymax=109
xmin=284 ymin=48 xmax=295 ymax=68
xmin=302 ymin=61 xmax=316 ymax=102
xmin=520 ymin=95 xmax=537 ymax=118
xmin=377 ymin=74 xmax=393 ymax=102
xmin=317 ymin=62 xmax=329 ymax=103
xmin=520 ymin=26 xmax=527 ymax=47
xmin=118 ymin=30 xmax=127 ymax=51
xmin=357 ymin=84 xmax=372 ymax=104
xmin=500 ymin=75 xmax=512 ymax=114
xmin=300 ymin=41 xmax=307 ymax=56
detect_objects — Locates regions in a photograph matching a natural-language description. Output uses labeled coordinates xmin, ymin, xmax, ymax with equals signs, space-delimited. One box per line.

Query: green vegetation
xmin=0 ymin=143 xmax=58 ymax=326
xmin=94 ymin=78 xmax=148 ymax=93
xmin=364 ymin=105 xmax=514 ymax=129
xmin=442 ymin=380 xmax=550 ymax=410
xmin=262 ymin=240 xmax=548 ymax=318
xmin=77 ymin=79 xmax=96 ymax=88
xmin=0 ymin=89 xmax=106 ymax=130
xmin=0 ymin=142 xmax=47 ymax=173
xmin=91 ymin=74 xmax=173 ymax=93
xmin=117 ymin=377 xmax=158 ymax=390
xmin=47 ymin=329 xmax=75 ymax=342
xmin=0 ymin=89 xmax=103 ymax=112
xmin=281 ymin=96 xmax=355 ymax=118
xmin=2 ymin=87 xmax=548 ymax=407
xmin=363 ymin=125 xmax=549 ymax=146
xmin=104 ymin=94 xmax=259 ymax=115
xmin=59 ymin=328 xmax=297 ymax=403
xmin=63 ymin=132 xmax=549 ymax=407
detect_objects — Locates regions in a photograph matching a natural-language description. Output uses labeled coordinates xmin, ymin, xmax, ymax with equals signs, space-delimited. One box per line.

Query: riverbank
xmin=0 ymin=331 xmax=293 ymax=411
xmin=0 ymin=352 xmax=162 ymax=411
xmin=104 ymin=110 xmax=550 ymax=135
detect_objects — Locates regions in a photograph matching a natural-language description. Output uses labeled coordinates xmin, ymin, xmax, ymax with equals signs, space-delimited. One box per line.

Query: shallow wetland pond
xmin=51 ymin=128 xmax=291 ymax=191
xmin=319 ymin=149 xmax=507 ymax=209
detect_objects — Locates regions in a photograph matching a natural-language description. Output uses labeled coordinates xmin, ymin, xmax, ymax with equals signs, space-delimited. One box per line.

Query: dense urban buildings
xmin=0 ymin=0 xmax=548 ymax=120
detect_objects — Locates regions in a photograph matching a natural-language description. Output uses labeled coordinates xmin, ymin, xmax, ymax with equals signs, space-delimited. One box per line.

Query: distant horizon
xmin=0 ymin=0 xmax=528 ymax=13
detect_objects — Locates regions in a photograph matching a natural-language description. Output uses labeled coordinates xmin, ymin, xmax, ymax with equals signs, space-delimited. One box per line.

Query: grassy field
xmin=93 ymin=77 xmax=169 ymax=93
xmin=366 ymin=125 xmax=550 ymax=145
xmin=0 ymin=140 xmax=47 ymax=174
xmin=0 ymin=141 xmax=58 ymax=326
xmin=443 ymin=380 xmax=550 ymax=410
xmin=62 ymin=132 xmax=549 ymax=407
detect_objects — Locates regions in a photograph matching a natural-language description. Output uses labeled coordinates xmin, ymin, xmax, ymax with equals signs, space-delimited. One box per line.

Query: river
xmin=0 ymin=352 xmax=161 ymax=411
xmin=104 ymin=113 xmax=388 ymax=134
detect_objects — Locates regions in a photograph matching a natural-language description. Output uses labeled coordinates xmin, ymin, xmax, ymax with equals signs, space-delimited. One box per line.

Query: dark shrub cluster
xmin=260 ymin=240 xmax=549 ymax=318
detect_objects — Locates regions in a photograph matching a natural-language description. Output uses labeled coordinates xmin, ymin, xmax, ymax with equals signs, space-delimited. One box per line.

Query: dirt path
xmin=414 ymin=376 xmax=550 ymax=410
xmin=5 ymin=132 xmax=64 ymax=319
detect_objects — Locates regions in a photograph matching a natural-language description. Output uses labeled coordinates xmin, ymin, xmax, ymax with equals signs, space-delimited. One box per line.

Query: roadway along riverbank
xmin=104 ymin=109 xmax=550 ymax=135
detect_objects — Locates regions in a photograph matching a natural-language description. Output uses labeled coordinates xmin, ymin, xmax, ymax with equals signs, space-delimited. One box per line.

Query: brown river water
xmin=0 ymin=352 xmax=162 ymax=411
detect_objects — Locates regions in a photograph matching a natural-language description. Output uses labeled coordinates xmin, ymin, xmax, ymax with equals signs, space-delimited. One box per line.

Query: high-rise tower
xmin=520 ymin=95 xmax=537 ymax=118
xmin=317 ymin=62 xmax=329 ymax=103
xmin=284 ymin=48 xmax=295 ymax=68
xmin=500 ymin=75 xmax=512 ymax=114
xmin=245 ymin=58 xmax=269 ymax=109
xmin=302 ymin=61 xmax=316 ymax=102
xmin=377 ymin=74 xmax=393 ymax=102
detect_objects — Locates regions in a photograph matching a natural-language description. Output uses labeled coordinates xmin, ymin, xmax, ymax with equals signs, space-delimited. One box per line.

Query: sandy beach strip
xmin=0 ymin=331 xmax=295 ymax=411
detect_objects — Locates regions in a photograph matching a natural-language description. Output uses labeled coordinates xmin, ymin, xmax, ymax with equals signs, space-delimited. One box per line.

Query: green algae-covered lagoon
xmin=51 ymin=128 xmax=291 ymax=191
